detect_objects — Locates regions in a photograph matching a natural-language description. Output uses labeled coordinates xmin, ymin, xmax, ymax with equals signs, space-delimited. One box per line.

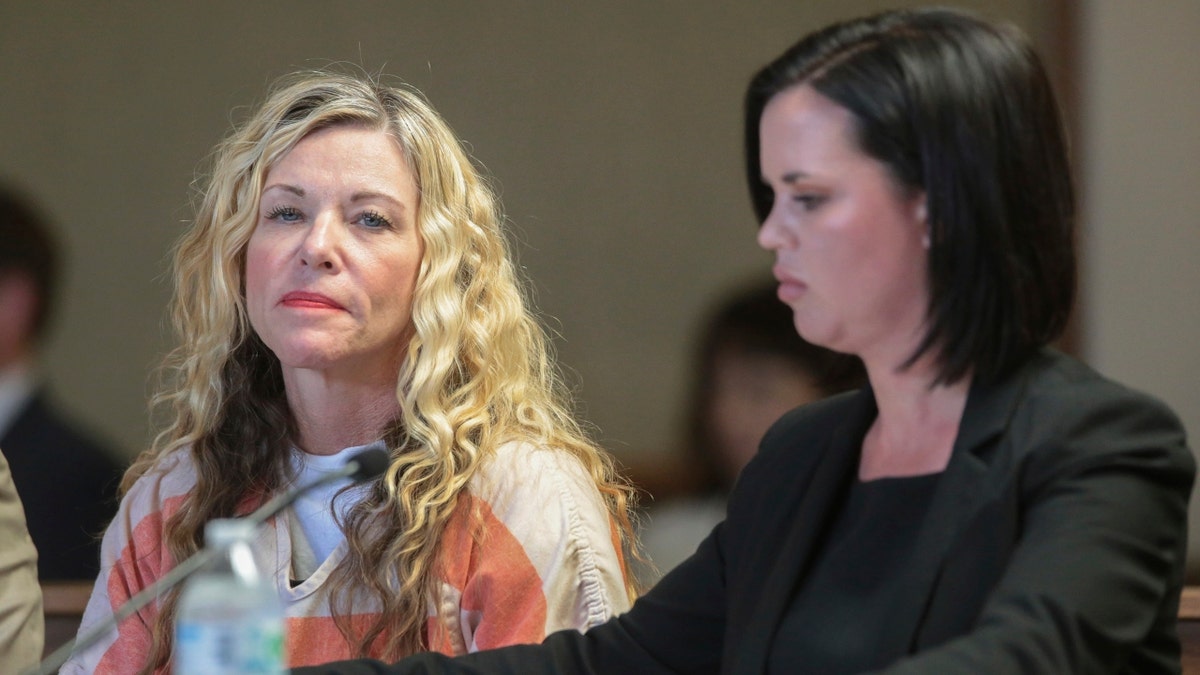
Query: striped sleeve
xmin=61 ymin=452 xmax=194 ymax=675
xmin=428 ymin=443 xmax=630 ymax=654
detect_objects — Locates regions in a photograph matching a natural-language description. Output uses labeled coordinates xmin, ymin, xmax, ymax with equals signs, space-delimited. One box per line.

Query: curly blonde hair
xmin=123 ymin=70 xmax=638 ymax=672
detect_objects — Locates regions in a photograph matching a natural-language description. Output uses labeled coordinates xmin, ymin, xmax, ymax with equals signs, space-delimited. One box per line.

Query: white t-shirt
xmin=287 ymin=442 xmax=378 ymax=579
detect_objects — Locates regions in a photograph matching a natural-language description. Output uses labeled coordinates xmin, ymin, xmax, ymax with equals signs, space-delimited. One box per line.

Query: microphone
xmin=27 ymin=446 xmax=391 ymax=675
xmin=243 ymin=445 xmax=390 ymax=528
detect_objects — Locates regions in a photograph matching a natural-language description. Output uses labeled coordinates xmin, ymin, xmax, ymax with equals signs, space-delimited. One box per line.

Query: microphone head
xmin=346 ymin=447 xmax=390 ymax=482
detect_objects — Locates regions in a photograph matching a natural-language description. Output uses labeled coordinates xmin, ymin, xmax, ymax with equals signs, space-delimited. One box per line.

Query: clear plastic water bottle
xmin=174 ymin=519 xmax=285 ymax=674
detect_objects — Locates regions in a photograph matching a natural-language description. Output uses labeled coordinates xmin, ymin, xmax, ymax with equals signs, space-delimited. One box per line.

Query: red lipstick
xmin=280 ymin=291 xmax=344 ymax=310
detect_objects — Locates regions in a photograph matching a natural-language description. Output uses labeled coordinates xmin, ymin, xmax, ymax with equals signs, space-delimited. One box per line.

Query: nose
xmin=299 ymin=211 xmax=343 ymax=272
xmin=756 ymin=203 xmax=790 ymax=252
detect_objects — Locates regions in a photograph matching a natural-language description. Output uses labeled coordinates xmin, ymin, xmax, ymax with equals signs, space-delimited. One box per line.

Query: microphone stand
xmin=26 ymin=447 xmax=389 ymax=675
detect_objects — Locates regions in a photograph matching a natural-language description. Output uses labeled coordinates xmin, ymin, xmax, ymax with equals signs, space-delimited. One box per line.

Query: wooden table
xmin=40 ymin=581 xmax=93 ymax=658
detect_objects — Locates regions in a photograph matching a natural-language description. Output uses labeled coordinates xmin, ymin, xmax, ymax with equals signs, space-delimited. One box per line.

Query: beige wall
xmin=1079 ymin=1 xmax=1200 ymax=574
xmin=9 ymin=0 xmax=1195 ymax=567
xmin=0 ymin=1 xmax=1042 ymax=466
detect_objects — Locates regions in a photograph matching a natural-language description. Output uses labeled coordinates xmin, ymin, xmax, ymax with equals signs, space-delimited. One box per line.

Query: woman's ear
xmin=914 ymin=193 xmax=930 ymax=249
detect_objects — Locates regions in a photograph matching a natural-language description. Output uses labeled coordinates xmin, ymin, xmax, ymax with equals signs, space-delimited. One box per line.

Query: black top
xmin=769 ymin=473 xmax=941 ymax=674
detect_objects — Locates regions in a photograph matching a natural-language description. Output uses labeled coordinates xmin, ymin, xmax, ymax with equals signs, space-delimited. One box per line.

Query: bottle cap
xmin=204 ymin=518 xmax=258 ymax=547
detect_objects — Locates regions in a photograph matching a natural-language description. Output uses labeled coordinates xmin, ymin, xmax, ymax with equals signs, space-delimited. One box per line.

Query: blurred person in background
xmin=0 ymin=182 xmax=123 ymax=581
xmin=636 ymin=280 xmax=863 ymax=585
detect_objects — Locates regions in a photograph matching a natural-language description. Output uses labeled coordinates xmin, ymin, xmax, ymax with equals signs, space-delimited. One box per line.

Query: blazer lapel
xmin=730 ymin=390 xmax=876 ymax=675
xmin=872 ymin=362 xmax=1032 ymax=659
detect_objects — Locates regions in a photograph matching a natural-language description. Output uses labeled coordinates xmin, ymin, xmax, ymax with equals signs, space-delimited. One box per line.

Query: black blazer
xmin=297 ymin=349 xmax=1195 ymax=674
xmin=2 ymin=390 xmax=123 ymax=580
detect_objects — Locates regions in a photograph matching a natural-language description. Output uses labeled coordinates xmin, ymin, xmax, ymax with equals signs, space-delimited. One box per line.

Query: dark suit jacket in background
xmin=2 ymin=390 xmax=123 ymax=581
xmin=296 ymin=349 xmax=1195 ymax=674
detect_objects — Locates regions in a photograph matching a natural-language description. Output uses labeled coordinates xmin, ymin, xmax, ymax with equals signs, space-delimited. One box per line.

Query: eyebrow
xmin=779 ymin=171 xmax=812 ymax=184
xmin=349 ymin=191 xmax=407 ymax=212
xmin=262 ymin=183 xmax=305 ymax=197
xmin=261 ymin=184 xmax=408 ymax=213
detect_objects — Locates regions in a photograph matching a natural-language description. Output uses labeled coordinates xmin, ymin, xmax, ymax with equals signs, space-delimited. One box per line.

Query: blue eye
xmin=358 ymin=210 xmax=393 ymax=229
xmin=265 ymin=205 xmax=302 ymax=222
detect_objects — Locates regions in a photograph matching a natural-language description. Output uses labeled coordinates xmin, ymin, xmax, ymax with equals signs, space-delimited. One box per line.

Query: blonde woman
xmin=64 ymin=71 xmax=636 ymax=674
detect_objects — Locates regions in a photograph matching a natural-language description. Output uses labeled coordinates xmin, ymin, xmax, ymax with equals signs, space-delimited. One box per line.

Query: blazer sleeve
xmin=877 ymin=379 xmax=1194 ymax=673
xmin=288 ymin=396 xmax=849 ymax=675
xmin=292 ymin=518 xmax=732 ymax=675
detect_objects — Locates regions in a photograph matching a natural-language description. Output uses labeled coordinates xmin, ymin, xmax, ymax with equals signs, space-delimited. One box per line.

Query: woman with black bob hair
xmin=744 ymin=5 xmax=1077 ymax=388
xmin=298 ymin=7 xmax=1193 ymax=674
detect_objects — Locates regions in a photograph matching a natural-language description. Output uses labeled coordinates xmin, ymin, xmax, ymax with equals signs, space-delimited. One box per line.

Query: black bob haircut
xmin=0 ymin=183 xmax=60 ymax=340
xmin=744 ymin=7 xmax=1076 ymax=385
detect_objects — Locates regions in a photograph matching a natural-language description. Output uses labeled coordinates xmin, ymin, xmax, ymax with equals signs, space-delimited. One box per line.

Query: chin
xmin=791 ymin=319 xmax=824 ymax=345
xmin=794 ymin=323 xmax=844 ymax=354
xmin=277 ymin=356 xmax=342 ymax=373
xmin=267 ymin=340 xmax=344 ymax=370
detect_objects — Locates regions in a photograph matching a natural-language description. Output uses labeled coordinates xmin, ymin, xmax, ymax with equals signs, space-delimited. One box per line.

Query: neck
xmin=283 ymin=368 xmax=401 ymax=456
xmin=858 ymin=350 xmax=971 ymax=480
xmin=0 ymin=355 xmax=39 ymax=438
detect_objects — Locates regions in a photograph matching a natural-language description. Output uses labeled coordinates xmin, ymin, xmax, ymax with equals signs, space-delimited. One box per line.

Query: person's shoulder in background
xmin=0 ymin=446 xmax=44 ymax=671
xmin=3 ymin=389 xmax=124 ymax=580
